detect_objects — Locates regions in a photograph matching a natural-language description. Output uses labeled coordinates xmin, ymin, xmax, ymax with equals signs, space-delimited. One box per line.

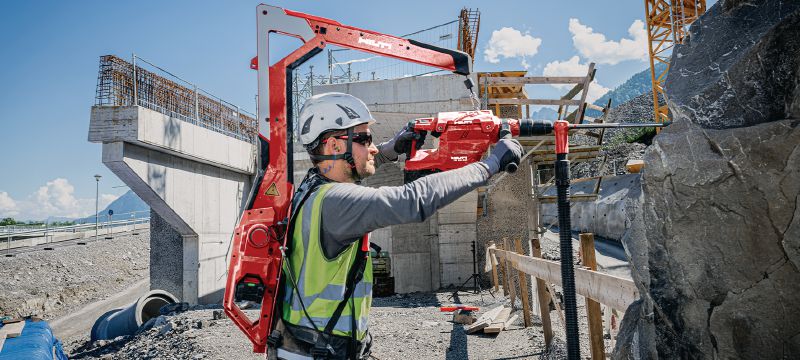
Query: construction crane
xmin=644 ymin=0 xmax=706 ymax=125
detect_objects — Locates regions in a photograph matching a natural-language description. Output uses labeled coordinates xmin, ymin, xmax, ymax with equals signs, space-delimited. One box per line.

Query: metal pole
xmin=132 ymin=53 xmax=138 ymax=106
xmin=95 ymin=175 xmax=101 ymax=240
xmin=194 ymin=86 xmax=199 ymax=125
xmin=327 ymin=49 xmax=333 ymax=84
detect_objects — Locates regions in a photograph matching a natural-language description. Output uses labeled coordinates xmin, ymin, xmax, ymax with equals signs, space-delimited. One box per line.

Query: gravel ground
xmin=64 ymin=288 xmax=612 ymax=360
xmin=63 ymin=226 xmax=620 ymax=359
xmin=0 ymin=232 xmax=150 ymax=320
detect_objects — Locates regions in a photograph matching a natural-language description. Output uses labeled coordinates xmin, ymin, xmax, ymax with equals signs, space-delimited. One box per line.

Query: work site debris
xmin=451 ymin=309 xmax=476 ymax=325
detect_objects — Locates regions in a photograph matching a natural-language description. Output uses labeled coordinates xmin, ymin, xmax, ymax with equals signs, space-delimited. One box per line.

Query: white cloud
xmin=0 ymin=179 xmax=122 ymax=221
xmin=568 ymin=18 xmax=648 ymax=65
xmin=34 ymin=178 xmax=81 ymax=217
xmin=0 ymin=192 xmax=18 ymax=217
xmin=543 ymin=56 xmax=610 ymax=103
xmin=483 ymin=27 xmax=542 ymax=69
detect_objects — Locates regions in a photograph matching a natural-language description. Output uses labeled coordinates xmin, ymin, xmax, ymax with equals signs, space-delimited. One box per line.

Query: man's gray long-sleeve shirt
xmin=316 ymin=160 xmax=491 ymax=259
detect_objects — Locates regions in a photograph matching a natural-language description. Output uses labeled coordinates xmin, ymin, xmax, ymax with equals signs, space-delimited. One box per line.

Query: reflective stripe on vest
xmin=282 ymin=183 xmax=373 ymax=340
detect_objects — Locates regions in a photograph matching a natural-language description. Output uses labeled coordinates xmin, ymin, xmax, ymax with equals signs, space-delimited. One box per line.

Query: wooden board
xmin=531 ymin=238 xmax=554 ymax=346
xmin=504 ymin=315 xmax=520 ymax=330
xmin=0 ymin=320 xmax=25 ymax=338
xmin=0 ymin=334 xmax=5 ymax=353
xmin=626 ymin=159 xmax=645 ymax=173
xmin=483 ymin=76 xmax=586 ymax=85
xmin=464 ymin=305 xmax=505 ymax=334
xmin=483 ymin=307 xmax=512 ymax=334
xmin=514 ymin=237 xmax=532 ymax=328
xmin=492 ymin=249 xmax=639 ymax=311
xmin=489 ymin=98 xmax=582 ymax=106
xmin=581 ymin=233 xmax=607 ymax=360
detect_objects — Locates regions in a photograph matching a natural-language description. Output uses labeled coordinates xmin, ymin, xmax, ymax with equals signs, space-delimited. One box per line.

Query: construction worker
xmin=268 ymin=92 xmax=522 ymax=360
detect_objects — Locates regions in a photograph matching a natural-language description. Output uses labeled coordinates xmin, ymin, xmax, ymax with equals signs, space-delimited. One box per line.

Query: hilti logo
xmin=358 ymin=37 xmax=392 ymax=49
xmin=450 ymin=156 xmax=468 ymax=162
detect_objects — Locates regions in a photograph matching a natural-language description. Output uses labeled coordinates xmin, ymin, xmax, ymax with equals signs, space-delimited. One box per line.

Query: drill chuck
xmin=518 ymin=119 xmax=555 ymax=136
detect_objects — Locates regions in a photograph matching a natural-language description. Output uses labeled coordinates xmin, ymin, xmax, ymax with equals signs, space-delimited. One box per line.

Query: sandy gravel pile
xmin=0 ymin=232 xmax=149 ymax=320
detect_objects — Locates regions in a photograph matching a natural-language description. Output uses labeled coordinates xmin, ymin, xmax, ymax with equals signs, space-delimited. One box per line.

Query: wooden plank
xmin=531 ymin=238 xmax=553 ymax=346
xmin=514 ymin=237 xmax=532 ymax=328
xmin=483 ymin=76 xmax=586 ymax=85
xmin=575 ymin=64 xmax=596 ymax=124
xmin=626 ymin=159 xmax=645 ymax=173
xmin=492 ymin=249 xmax=639 ymax=311
xmin=489 ymin=242 xmax=500 ymax=292
xmin=499 ymin=247 xmax=510 ymax=297
xmin=0 ymin=320 xmax=25 ymax=338
xmin=489 ymin=98 xmax=582 ymax=106
xmin=503 ymin=238 xmax=517 ymax=307
xmin=561 ymin=83 xmax=585 ymax=102
xmin=581 ymin=233 xmax=606 ymax=360
xmin=504 ymin=315 xmax=519 ymax=330
xmin=0 ymin=334 xmax=5 ymax=353
xmin=483 ymin=307 xmax=513 ymax=334
xmin=586 ymin=103 xmax=606 ymax=112
xmin=465 ymin=305 xmax=505 ymax=334
xmin=538 ymin=194 xmax=599 ymax=204
xmin=547 ymin=282 xmax=567 ymax=327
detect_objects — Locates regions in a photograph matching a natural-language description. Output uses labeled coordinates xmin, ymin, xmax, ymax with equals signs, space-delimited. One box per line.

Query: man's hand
xmin=482 ymin=139 xmax=523 ymax=175
xmin=378 ymin=125 xmax=427 ymax=161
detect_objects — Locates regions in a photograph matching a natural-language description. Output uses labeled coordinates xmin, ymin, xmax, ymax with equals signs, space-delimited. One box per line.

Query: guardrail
xmin=2 ymin=211 xmax=151 ymax=254
xmin=488 ymin=233 xmax=632 ymax=359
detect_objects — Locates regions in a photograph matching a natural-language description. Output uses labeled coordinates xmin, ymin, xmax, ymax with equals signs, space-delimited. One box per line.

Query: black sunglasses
xmin=325 ymin=132 xmax=373 ymax=146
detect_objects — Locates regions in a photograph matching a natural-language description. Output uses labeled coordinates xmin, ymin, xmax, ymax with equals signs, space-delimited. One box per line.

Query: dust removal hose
xmin=556 ymin=153 xmax=581 ymax=359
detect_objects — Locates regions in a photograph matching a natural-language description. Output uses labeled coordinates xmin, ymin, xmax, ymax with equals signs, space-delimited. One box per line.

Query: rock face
xmin=616 ymin=1 xmax=800 ymax=358
xmin=665 ymin=0 xmax=800 ymax=129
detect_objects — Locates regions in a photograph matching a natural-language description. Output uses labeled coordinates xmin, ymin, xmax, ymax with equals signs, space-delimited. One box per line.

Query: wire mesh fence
xmin=95 ymin=55 xmax=258 ymax=143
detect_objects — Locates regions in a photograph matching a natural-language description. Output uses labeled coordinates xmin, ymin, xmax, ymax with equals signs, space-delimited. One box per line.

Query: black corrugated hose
xmin=556 ymin=153 xmax=580 ymax=359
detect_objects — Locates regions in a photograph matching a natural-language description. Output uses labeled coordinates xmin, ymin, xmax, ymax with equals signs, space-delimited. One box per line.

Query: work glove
xmin=378 ymin=124 xmax=427 ymax=161
xmin=482 ymin=138 xmax=523 ymax=176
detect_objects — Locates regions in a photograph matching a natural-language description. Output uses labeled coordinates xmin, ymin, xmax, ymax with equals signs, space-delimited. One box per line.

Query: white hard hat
xmin=298 ymin=92 xmax=375 ymax=150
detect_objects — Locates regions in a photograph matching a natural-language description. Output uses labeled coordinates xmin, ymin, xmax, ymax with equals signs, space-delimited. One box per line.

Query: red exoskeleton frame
xmin=223 ymin=4 xmax=472 ymax=353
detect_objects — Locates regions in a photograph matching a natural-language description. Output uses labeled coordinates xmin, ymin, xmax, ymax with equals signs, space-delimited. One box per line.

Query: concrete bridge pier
xmin=89 ymin=106 xmax=256 ymax=304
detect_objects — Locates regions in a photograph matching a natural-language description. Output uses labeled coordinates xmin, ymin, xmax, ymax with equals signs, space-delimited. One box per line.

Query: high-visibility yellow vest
xmin=282 ymin=184 xmax=373 ymax=340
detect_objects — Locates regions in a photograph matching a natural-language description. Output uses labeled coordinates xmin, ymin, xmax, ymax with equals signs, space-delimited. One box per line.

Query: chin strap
xmin=308 ymin=128 xmax=363 ymax=183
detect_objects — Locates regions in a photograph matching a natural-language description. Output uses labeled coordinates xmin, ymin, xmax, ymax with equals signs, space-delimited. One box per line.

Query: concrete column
xmin=90 ymin=106 xmax=255 ymax=304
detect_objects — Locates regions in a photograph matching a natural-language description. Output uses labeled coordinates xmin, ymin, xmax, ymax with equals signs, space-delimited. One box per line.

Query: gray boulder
xmin=665 ymin=0 xmax=800 ymax=129
xmin=616 ymin=0 xmax=800 ymax=358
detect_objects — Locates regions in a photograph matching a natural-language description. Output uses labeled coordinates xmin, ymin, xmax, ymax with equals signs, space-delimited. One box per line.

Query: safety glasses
xmin=325 ymin=132 xmax=373 ymax=146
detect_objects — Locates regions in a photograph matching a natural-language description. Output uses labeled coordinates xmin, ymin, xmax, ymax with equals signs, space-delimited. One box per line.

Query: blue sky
xmin=0 ymin=0 xmax=675 ymax=220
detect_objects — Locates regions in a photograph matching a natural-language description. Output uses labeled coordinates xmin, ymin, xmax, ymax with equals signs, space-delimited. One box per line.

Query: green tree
xmin=0 ymin=217 xmax=16 ymax=226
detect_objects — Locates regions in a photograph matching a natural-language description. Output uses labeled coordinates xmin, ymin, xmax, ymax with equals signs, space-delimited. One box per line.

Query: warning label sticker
xmin=264 ymin=183 xmax=280 ymax=196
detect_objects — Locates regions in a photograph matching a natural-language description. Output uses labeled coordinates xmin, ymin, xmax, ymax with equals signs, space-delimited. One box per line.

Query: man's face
xmin=325 ymin=123 xmax=378 ymax=181
xmin=350 ymin=124 xmax=379 ymax=179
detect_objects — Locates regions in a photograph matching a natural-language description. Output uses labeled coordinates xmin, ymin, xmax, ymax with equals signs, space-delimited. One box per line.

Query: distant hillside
xmin=587 ymin=63 xmax=666 ymax=118
xmin=77 ymin=190 xmax=149 ymax=224
xmin=530 ymin=107 xmax=559 ymax=120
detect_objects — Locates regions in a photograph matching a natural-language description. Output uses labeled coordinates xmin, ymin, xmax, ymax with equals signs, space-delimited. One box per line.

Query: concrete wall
xmin=541 ymin=174 xmax=641 ymax=240
xmin=311 ymin=74 xmax=480 ymax=292
xmin=90 ymin=106 xmax=255 ymax=304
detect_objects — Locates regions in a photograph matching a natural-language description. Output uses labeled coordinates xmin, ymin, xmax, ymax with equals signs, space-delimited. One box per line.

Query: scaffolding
xmin=644 ymin=0 xmax=706 ymax=125
xmin=95 ymin=55 xmax=257 ymax=143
